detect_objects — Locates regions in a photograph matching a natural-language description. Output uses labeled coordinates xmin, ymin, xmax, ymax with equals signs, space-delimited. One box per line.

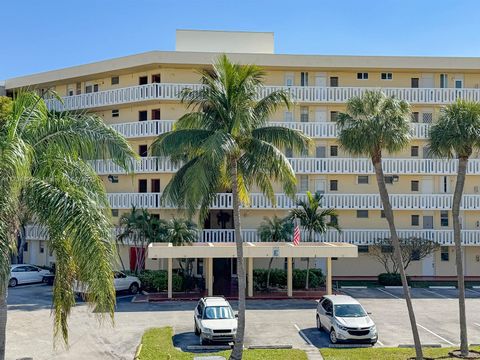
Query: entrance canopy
xmin=147 ymin=241 xmax=358 ymax=259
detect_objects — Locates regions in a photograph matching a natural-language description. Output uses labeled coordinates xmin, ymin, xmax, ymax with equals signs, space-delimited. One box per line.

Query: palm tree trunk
xmin=266 ymin=257 xmax=274 ymax=290
xmin=0 ymin=282 xmax=7 ymax=360
xmin=453 ymin=156 xmax=469 ymax=356
xmin=373 ymin=157 xmax=423 ymax=360
xmin=230 ymin=160 xmax=246 ymax=360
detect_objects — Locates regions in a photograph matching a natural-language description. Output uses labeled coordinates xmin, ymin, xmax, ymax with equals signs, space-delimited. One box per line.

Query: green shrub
xmin=137 ymin=270 xmax=183 ymax=292
xmin=253 ymin=268 xmax=325 ymax=290
xmin=378 ymin=272 xmax=409 ymax=286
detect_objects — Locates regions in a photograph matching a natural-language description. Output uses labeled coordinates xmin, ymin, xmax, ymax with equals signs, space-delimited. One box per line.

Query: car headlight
xmin=370 ymin=325 xmax=377 ymax=333
xmin=203 ymin=328 xmax=212 ymax=333
xmin=232 ymin=327 xmax=237 ymax=332
xmin=335 ymin=322 xmax=348 ymax=331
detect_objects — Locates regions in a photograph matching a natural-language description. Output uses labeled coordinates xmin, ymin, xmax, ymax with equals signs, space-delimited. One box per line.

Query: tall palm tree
xmin=257 ymin=216 xmax=293 ymax=289
xmin=150 ymin=55 xmax=310 ymax=360
xmin=0 ymin=91 xmax=135 ymax=359
xmin=288 ymin=191 xmax=340 ymax=289
xmin=337 ymin=90 xmax=423 ymax=360
xmin=429 ymin=100 xmax=480 ymax=357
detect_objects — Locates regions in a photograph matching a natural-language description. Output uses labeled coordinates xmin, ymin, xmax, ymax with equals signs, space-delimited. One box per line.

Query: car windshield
xmin=203 ymin=306 xmax=234 ymax=320
xmin=334 ymin=304 xmax=367 ymax=318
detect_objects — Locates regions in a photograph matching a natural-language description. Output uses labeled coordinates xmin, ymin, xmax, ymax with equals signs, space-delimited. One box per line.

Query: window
xmin=138 ymin=179 xmax=148 ymax=193
xmin=422 ymin=112 xmax=433 ymax=123
xmin=151 ymin=179 xmax=160 ymax=193
xmin=357 ymin=175 xmax=369 ymax=184
xmin=85 ymin=84 xmax=99 ymax=93
xmin=299 ymin=175 xmax=309 ymax=192
xmin=23 ymin=242 xmax=28 ymax=252
xmin=356 ymin=210 xmax=369 ymax=218
xmin=39 ymin=242 xmax=45 ymax=254
xmin=330 ymin=111 xmax=338 ymax=122
xmin=300 ymin=106 xmax=309 ymax=122
xmin=411 ymin=112 xmax=419 ymax=123
xmin=357 ymin=72 xmax=368 ymax=80
xmin=151 ymin=109 xmax=161 ymax=120
xmin=139 ymin=145 xmax=148 ymax=157
xmin=358 ymin=245 xmax=369 ymax=253
xmin=330 ymin=146 xmax=338 ymax=157
xmin=441 ymin=211 xmax=449 ymax=227
xmin=284 ymin=73 xmax=294 ymax=86
xmin=111 ymin=209 xmax=119 ymax=217
xmin=330 ymin=77 xmax=338 ymax=87
xmin=300 ymin=72 xmax=309 ymax=86
xmin=111 ymin=76 xmax=119 ymax=85
xmin=441 ymin=176 xmax=448 ymax=193
xmin=411 ymin=215 xmax=420 ymax=226
xmin=139 ymin=76 xmax=148 ymax=85
xmin=138 ymin=110 xmax=148 ymax=121
xmin=411 ymin=78 xmax=419 ymax=88
xmin=76 ymin=82 xmax=82 ymax=95
xmin=381 ymin=245 xmax=393 ymax=253
xmin=381 ymin=72 xmax=393 ymax=80
xmin=380 ymin=210 xmax=386 ymax=218
xmin=152 ymin=74 xmax=161 ymax=83
xmin=67 ymin=88 xmax=74 ymax=96
xmin=330 ymin=215 xmax=338 ymax=226
xmin=455 ymin=79 xmax=463 ymax=89
xmin=284 ymin=111 xmax=293 ymax=122
xmin=330 ymin=180 xmax=338 ymax=191
xmin=441 ymin=246 xmax=449 ymax=261
xmin=411 ymin=249 xmax=421 ymax=261
xmin=315 ymin=146 xmax=326 ymax=158
xmin=384 ymin=176 xmax=394 ymax=184
xmin=440 ymin=73 xmax=448 ymax=88
xmin=411 ymin=180 xmax=419 ymax=192
xmin=112 ymin=109 xmax=119 ymax=118
xmin=197 ymin=259 xmax=204 ymax=275
xmin=411 ymin=146 xmax=419 ymax=157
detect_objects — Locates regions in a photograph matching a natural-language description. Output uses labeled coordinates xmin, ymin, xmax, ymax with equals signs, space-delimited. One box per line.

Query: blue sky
xmin=2 ymin=0 xmax=480 ymax=79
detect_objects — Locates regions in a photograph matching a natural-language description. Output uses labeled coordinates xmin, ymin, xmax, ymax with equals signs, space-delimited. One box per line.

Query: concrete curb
xmin=329 ymin=344 xmax=372 ymax=348
xmin=247 ymin=344 xmax=292 ymax=349
xmin=341 ymin=286 xmax=367 ymax=289
xmin=398 ymin=344 xmax=441 ymax=348
xmin=429 ymin=286 xmax=456 ymax=289
xmin=473 ymin=286 xmax=480 ymax=289
xmin=385 ymin=286 xmax=410 ymax=289
xmin=133 ymin=343 xmax=142 ymax=359
xmin=187 ymin=345 xmax=232 ymax=351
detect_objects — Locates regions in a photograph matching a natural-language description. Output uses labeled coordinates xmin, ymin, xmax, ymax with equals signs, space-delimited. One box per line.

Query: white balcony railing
xmin=45 ymin=83 xmax=480 ymax=111
xmin=24 ymin=225 xmax=480 ymax=246
xmin=91 ymin=157 xmax=480 ymax=176
xmin=110 ymin=120 xmax=430 ymax=140
xmin=106 ymin=192 xmax=480 ymax=210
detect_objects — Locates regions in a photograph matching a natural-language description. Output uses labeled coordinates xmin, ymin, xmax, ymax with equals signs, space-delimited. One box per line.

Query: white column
xmin=248 ymin=257 xmax=253 ymax=297
xmin=167 ymin=258 xmax=173 ymax=299
xmin=287 ymin=257 xmax=293 ymax=297
xmin=207 ymin=257 xmax=213 ymax=297
xmin=326 ymin=257 xmax=332 ymax=295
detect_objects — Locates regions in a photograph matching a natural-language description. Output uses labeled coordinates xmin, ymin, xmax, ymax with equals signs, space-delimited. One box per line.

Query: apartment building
xmin=5 ymin=30 xmax=480 ymax=286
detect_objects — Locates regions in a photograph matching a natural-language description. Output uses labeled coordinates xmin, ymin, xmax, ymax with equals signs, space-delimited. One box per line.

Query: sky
xmin=2 ymin=0 xmax=480 ymax=80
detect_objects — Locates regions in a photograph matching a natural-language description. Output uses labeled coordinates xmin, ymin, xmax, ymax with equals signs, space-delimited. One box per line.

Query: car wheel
xmin=9 ymin=278 xmax=17 ymax=288
xmin=200 ymin=336 xmax=209 ymax=346
xmin=129 ymin=282 xmax=139 ymax=295
xmin=316 ymin=315 xmax=323 ymax=331
xmin=194 ymin=322 xmax=200 ymax=336
xmin=329 ymin=329 xmax=338 ymax=344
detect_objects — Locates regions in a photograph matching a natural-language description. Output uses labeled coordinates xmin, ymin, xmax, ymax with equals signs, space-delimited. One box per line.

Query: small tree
xmin=257 ymin=216 xmax=293 ymax=289
xmin=369 ymin=237 xmax=440 ymax=274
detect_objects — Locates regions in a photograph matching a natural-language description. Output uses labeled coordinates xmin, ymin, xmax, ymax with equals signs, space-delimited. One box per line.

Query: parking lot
xmin=6 ymin=284 xmax=480 ymax=359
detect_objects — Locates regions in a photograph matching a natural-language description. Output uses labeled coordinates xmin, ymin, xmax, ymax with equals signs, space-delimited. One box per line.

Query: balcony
xmin=110 ymin=120 xmax=430 ymax=140
xmin=45 ymin=83 xmax=480 ymax=111
xmin=24 ymin=225 xmax=480 ymax=246
xmin=91 ymin=157 xmax=480 ymax=176
xmin=106 ymin=192 xmax=480 ymax=210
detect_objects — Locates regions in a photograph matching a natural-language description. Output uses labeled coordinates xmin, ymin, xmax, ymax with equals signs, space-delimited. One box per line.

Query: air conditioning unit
xmin=476 ymin=221 xmax=480 ymax=228
xmin=393 ymin=175 xmax=399 ymax=182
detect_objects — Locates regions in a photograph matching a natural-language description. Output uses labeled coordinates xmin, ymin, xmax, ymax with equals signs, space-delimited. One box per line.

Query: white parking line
xmin=467 ymin=289 xmax=480 ymax=296
xmin=294 ymin=324 xmax=314 ymax=347
xmin=376 ymin=339 xmax=384 ymax=347
xmin=416 ymin=323 xmax=455 ymax=346
xmin=424 ymin=289 xmax=450 ymax=299
xmin=474 ymin=323 xmax=480 ymax=328
xmin=377 ymin=288 xmax=401 ymax=299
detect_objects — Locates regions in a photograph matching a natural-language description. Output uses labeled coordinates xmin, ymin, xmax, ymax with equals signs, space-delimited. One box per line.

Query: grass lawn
xmin=137 ymin=327 xmax=308 ymax=360
xmin=321 ymin=346 xmax=480 ymax=360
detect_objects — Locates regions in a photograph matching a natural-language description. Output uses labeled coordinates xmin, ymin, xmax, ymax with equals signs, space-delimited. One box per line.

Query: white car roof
xmin=202 ymin=297 xmax=230 ymax=306
xmin=322 ymin=295 xmax=361 ymax=305
xmin=11 ymin=264 xmax=36 ymax=268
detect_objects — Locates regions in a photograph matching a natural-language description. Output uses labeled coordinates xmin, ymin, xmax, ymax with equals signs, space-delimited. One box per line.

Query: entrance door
xmin=314 ymin=179 xmax=326 ymax=194
xmin=315 ymin=73 xmax=327 ymax=87
xmin=315 ymin=108 xmax=327 ymax=122
xmin=213 ymin=258 xmax=232 ymax=296
xmin=420 ymin=74 xmax=434 ymax=88
xmin=316 ymin=146 xmax=326 ymax=158
xmin=129 ymin=247 xmax=145 ymax=271
xmin=422 ymin=254 xmax=435 ymax=276
xmin=422 ymin=178 xmax=434 ymax=194
xmin=423 ymin=216 xmax=433 ymax=229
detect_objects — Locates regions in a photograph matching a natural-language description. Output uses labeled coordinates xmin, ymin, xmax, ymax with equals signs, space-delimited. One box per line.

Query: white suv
xmin=316 ymin=295 xmax=377 ymax=344
xmin=194 ymin=297 xmax=237 ymax=345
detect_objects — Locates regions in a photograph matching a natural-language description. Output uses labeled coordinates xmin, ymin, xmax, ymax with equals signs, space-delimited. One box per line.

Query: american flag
xmin=293 ymin=223 xmax=301 ymax=246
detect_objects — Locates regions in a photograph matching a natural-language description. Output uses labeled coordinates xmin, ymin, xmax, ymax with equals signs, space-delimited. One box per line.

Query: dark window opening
xmin=138 ymin=110 xmax=148 ymax=121
xmin=138 ymin=179 xmax=147 ymax=193
xmin=139 ymin=145 xmax=148 ymax=157
xmin=139 ymin=76 xmax=148 ymax=85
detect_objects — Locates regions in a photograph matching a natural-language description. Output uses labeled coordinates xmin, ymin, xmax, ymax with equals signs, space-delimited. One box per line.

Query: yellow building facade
xmin=6 ymin=30 xmax=480 ymax=281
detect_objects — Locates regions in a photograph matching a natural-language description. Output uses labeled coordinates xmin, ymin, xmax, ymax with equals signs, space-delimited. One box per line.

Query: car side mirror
xmin=235 ymin=313 xmax=238 ymax=318
xmin=326 ymin=311 xmax=332 ymax=316
xmin=197 ymin=314 xmax=201 ymax=319
xmin=367 ymin=312 xmax=372 ymax=315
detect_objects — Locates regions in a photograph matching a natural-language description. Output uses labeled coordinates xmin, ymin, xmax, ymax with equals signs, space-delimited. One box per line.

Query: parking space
xmin=6 ymin=284 xmax=480 ymax=359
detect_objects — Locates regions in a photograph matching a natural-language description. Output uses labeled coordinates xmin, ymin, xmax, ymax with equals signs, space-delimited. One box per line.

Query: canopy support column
xmin=287 ymin=257 xmax=293 ymax=297
xmin=326 ymin=257 xmax=332 ymax=295
xmin=167 ymin=257 xmax=173 ymax=299
xmin=248 ymin=257 xmax=253 ymax=297
xmin=207 ymin=257 xmax=213 ymax=296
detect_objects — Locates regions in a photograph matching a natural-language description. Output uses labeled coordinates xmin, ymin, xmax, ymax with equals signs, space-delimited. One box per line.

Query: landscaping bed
xmin=136 ymin=327 xmax=308 ymax=360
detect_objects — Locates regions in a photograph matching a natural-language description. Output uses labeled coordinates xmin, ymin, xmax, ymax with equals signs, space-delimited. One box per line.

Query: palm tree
xmin=288 ymin=191 xmax=340 ymax=289
xmin=429 ymin=100 xmax=480 ymax=357
xmin=0 ymin=91 xmax=135 ymax=359
xmin=150 ymin=55 xmax=310 ymax=360
xmin=257 ymin=216 xmax=293 ymax=289
xmin=337 ymin=90 xmax=423 ymax=360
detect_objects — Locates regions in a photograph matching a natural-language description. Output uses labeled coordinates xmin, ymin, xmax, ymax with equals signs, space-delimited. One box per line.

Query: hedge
xmin=137 ymin=270 xmax=183 ymax=292
xmin=378 ymin=273 xmax=411 ymax=286
xmin=253 ymin=268 xmax=325 ymax=290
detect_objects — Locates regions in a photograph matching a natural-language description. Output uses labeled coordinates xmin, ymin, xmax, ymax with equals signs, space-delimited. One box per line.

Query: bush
xmin=253 ymin=268 xmax=325 ymax=290
xmin=137 ymin=270 xmax=183 ymax=292
xmin=378 ymin=273 xmax=410 ymax=286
